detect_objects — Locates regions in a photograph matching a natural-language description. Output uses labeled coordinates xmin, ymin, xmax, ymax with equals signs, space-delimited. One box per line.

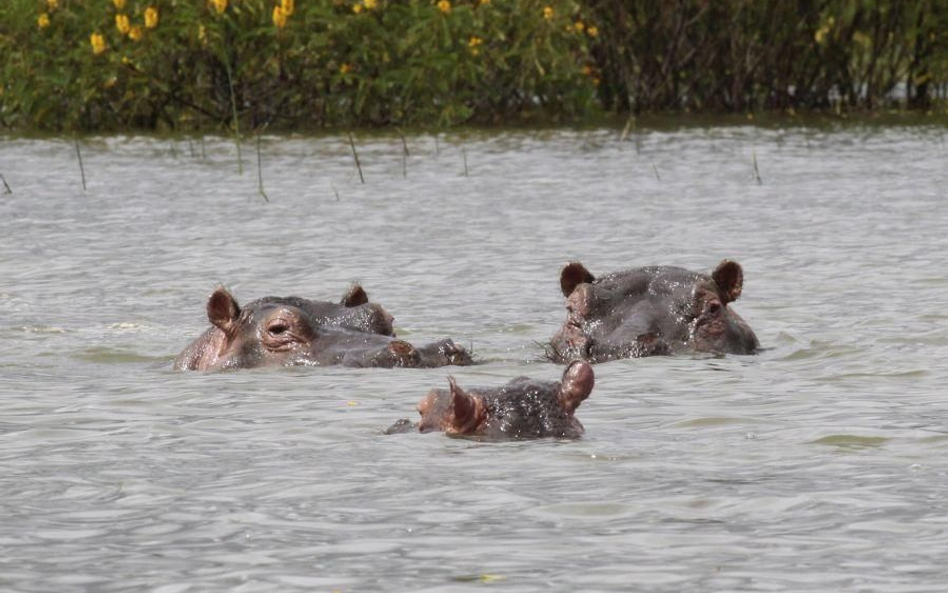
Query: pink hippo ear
xmin=558 ymin=361 xmax=594 ymax=413
xmin=712 ymin=260 xmax=744 ymax=304
xmin=341 ymin=283 xmax=369 ymax=307
xmin=207 ymin=287 xmax=241 ymax=336
xmin=560 ymin=262 xmax=595 ymax=297
xmin=447 ymin=376 xmax=481 ymax=434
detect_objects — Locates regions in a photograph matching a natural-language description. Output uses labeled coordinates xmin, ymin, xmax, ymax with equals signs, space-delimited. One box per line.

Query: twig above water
xmin=397 ymin=128 xmax=409 ymax=179
xmin=620 ymin=114 xmax=636 ymax=142
xmin=348 ymin=132 xmax=365 ymax=184
xmin=74 ymin=139 xmax=87 ymax=191
xmin=256 ymin=132 xmax=270 ymax=203
xmin=0 ymin=174 xmax=11 ymax=194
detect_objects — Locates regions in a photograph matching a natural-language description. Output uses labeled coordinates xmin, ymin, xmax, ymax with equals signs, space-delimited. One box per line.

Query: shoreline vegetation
xmin=2 ymin=0 xmax=946 ymax=133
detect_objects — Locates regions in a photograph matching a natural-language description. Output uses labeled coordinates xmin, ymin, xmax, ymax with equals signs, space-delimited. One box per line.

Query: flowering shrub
xmin=0 ymin=0 xmax=598 ymax=131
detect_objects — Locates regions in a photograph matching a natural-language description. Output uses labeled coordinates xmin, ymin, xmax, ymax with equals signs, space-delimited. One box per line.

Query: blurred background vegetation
xmin=2 ymin=0 xmax=946 ymax=132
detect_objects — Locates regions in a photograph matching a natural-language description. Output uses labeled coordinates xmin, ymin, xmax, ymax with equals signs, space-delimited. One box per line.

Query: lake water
xmin=1 ymin=124 xmax=947 ymax=592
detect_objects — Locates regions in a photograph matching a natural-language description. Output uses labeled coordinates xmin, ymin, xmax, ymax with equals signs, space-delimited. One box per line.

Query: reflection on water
xmin=2 ymin=126 xmax=948 ymax=591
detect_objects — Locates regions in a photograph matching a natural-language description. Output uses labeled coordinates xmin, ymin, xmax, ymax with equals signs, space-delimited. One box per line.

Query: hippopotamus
xmin=174 ymin=285 xmax=472 ymax=370
xmin=548 ymin=260 xmax=759 ymax=363
xmin=385 ymin=361 xmax=595 ymax=439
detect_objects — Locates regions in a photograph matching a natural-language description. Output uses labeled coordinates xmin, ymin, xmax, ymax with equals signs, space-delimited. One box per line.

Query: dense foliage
xmin=585 ymin=0 xmax=948 ymax=113
xmin=1 ymin=0 xmax=946 ymax=132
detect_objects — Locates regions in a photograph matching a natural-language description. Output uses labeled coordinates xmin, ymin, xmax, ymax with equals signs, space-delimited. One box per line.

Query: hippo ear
xmin=561 ymin=262 xmax=595 ymax=297
xmin=712 ymin=260 xmax=744 ymax=303
xmin=448 ymin=376 xmax=480 ymax=433
xmin=207 ymin=287 xmax=240 ymax=336
xmin=341 ymin=284 xmax=369 ymax=307
xmin=558 ymin=361 xmax=594 ymax=413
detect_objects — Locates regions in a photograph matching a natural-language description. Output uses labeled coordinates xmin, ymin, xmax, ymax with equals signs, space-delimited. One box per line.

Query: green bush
xmin=584 ymin=0 xmax=948 ymax=113
xmin=0 ymin=0 xmax=599 ymax=131
xmin=1 ymin=0 xmax=946 ymax=132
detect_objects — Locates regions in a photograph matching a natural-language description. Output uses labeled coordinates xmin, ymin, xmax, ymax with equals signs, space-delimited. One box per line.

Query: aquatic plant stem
xmin=348 ymin=132 xmax=365 ymax=184
xmin=224 ymin=60 xmax=243 ymax=175
xmin=0 ymin=174 xmax=11 ymax=194
xmin=397 ymin=128 xmax=409 ymax=179
xmin=256 ymin=132 xmax=270 ymax=203
xmin=620 ymin=114 xmax=636 ymax=142
xmin=462 ymin=149 xmax=469 ymax=177
xmin=74 ymin=139 xmax=87 ymax=191
xmin=752 ymin=151 xmax=763 ymax=185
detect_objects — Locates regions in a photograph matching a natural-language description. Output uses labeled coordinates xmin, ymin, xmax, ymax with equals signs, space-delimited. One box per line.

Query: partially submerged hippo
xmin=548 ymin=260 xmax=759 ymax=363
xmin=174 ymin=285 xmax=472 ymax=370
xmin=385 ymin=361 xmax=595 ymax=439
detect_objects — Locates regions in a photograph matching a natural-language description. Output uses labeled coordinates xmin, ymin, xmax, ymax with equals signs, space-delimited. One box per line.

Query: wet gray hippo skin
xmin=174 ymin=285 xmax=472 ymax=371
xmin=386 ymin=361 xmax=595 ymax=439
xmin=548 ymin=260 xmax=759 ymax=363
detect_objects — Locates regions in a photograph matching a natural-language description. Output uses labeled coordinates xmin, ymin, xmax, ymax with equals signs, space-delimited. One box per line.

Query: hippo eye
xmin=268 ymin=321 xmax=290 ymax=335
xmin=707 ymin=302 xmax=722 ymax=315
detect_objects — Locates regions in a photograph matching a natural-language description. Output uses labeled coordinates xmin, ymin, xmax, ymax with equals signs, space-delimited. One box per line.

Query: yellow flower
xmin=352 ymin=3 xmax=362 ymax=12
xmin=210 ymin=0 xmax=228 ymax=15
xmin=542 ymin=6 xmax=554 ymax=20
xmin=468 ymin=35 xmax=483 ymax=56
xmin=47 ymin=0 xmax=58 ymax=11
xmin=38 ymin=13 xmax=51 ymax=29
xmin=587 ymin=25 xmax=598 ymax=37
xmin=115 ymin=13 xmax=130 ymax=34
xmin=145 ymin=7 xmax=159 ymax=28
xmin=363 ymin=0 xmax=377 ymax=9
xmin=814 ymin=16 xmax=834 ymax=44
xmin=281 ymin=0 xmax=294 ymax=16
xmin=90 ymin=33 xmax=107 ymax=55
xmin=437 ymin=0 xmax=450 ymax=14
xmin=339 ymin=63 xmax=353 ymax=74
xmin=478 ymin=0 xmax=490 ymax=5
xmin=128 ymin=25 xmax=143 ymax=41
xmin=574 ymin=21 xmax=584 ymax=33
xmin=198 ymin=24 xmax=207 ymax=43
xmin=113 ymin=0 xmax=126 ymax=9
xmin=272 ymin=5 xmax=287 ymax=29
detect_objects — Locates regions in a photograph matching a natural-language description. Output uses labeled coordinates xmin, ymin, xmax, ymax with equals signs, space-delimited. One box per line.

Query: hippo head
xmin=549 ymin=260 xmax=759 ymax=363
xmin=174 ymin=286 xmax=473 ymax=370
xmin=412 ymin=361 xmax=595 ymax=439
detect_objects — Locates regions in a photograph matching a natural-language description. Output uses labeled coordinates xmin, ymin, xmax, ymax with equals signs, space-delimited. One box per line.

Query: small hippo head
xmin=411 ymin=361 xmax=595 ymax=439
xmin=550 ymin=260 xmax=759 ymax=362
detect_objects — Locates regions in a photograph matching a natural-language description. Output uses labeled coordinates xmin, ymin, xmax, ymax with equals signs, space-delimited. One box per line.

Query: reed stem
xmin=74 ymin=139 xmax=87 ymax=191
xmin=256 ymin=132 xmax=270 ymax=203
xmin=224 ymin=60 xmax=243 ymax=174
xmin=348 ymin=132 xmax=365 ymax=184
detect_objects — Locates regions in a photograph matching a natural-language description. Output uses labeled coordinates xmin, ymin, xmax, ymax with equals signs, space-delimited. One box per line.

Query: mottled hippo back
xmin=548 ymin=260 xmax=759 ymax=363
